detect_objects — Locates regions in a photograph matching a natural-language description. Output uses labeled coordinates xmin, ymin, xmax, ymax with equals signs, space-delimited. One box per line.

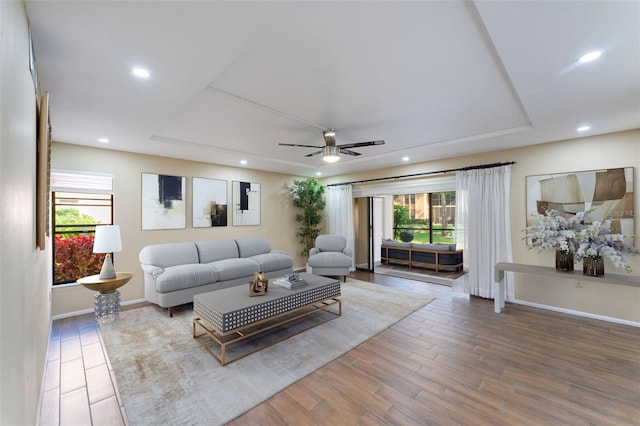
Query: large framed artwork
xmin=232 ymin=181 xmax=260 ymax=225
xmin=36 ymin=92 xmax=51 ymax=249
xmin=192 ymin=177 xmax=228 ymax=227
xmin=141 ymin=173 xmax=186 ymax=230
xmin=526 ymin=167 xmax=634 ymax=234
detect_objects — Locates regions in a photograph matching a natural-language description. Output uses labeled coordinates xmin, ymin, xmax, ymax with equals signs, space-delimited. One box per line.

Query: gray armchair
xmin=307 ymin=235 xmax=353 ymax=282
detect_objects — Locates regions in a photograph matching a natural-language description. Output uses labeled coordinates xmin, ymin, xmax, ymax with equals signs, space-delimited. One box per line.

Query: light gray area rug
xmin=100 ymin=278 xmax=434 ymax=426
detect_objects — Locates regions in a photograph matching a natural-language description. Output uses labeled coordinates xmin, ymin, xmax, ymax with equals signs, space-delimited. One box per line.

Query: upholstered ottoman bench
xmin=192 ymin=273 xmax=341 ymax=365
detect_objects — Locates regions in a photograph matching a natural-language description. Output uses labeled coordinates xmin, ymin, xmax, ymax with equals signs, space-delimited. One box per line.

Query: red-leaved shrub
xmin=54 ymin=234 xmax=103 ymax=284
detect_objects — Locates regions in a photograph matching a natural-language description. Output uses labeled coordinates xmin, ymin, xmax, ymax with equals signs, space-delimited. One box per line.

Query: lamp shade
xmin=93 ymin=225 xmax=122 ymax=253
xmin=323 ymin=146 xmax=340 ymax=163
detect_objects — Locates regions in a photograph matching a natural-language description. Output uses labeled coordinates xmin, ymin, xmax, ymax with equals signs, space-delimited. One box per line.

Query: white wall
xmin=51 ymin=143 xmax=306 ymax=316
xmin=325 ymin=129 xmax=640 ymax=323
xmin=0 ymin=1 xmax=52 ymax=424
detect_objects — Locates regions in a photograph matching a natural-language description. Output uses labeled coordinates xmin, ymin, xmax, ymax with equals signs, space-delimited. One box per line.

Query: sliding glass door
xmin=354 ymin=197 xmax=383 ymax=272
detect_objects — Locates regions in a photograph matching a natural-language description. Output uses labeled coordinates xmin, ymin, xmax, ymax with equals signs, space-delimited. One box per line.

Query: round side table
xmin=78 ymin=272 xmax=134 ymax=322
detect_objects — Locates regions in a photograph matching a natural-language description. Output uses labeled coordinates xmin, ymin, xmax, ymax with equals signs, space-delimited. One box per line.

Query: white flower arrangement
xmin=525 ymin=209 xmax=638 ymax=272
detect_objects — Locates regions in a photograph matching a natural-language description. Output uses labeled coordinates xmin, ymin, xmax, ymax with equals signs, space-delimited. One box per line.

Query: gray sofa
xmin=139 ymin=237 xmax=294 ymax=315
xmin=380 ymin=239 xmax=463 ymax=273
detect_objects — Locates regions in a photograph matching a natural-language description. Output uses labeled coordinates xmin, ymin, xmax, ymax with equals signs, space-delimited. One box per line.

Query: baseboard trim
xmin=511 ymin=298 xmax=640 ymax=328
xmin=51 ymin=298 xmax=147 ymax=321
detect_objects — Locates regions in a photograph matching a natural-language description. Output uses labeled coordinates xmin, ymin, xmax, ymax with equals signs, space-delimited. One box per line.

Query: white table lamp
xmin=93 ymin=225 xmax=122 ymax=279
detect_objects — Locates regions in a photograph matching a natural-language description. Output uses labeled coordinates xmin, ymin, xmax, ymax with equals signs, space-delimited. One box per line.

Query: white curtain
xmin=327 ymin=184 xmax=355 ymax=270
xmin=454 ymin=165 xmax=514 ymax=300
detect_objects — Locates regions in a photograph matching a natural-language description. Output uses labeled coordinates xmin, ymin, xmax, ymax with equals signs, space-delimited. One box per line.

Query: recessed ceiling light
xmin=240 ymin=160 xmax=247 ymax=165
xmin=316 ymin=172 xmax=322 ymax=176
xmin=132 ymin=67 xmax=150 ymax=78
xmin=579 ymin=51 xmax=601 ymax=63
xmin=98 ymin=138 xmax=109 ymax=143
xmin=577 ymin=125 xmax=591 ymax=132
xmin=402 ymin=156 xmax=410 ymax=162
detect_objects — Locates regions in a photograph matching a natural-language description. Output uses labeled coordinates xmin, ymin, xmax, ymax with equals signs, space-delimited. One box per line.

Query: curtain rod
xmin=326 ymin=161 xmax=516 ymax=187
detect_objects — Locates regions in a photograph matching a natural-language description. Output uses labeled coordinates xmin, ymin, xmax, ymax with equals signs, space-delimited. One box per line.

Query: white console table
xmin=493 ymin=262 xmax=640 ymax=313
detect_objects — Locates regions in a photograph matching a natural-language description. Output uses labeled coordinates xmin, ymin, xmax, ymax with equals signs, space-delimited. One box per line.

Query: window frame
xmin=51 ymin=170 xmax=114 ymax=285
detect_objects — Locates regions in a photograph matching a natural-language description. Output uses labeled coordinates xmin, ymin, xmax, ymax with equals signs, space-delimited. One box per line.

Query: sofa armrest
xmin=343 ymin=248 xmax=353 ymax=258
xmin=309 ymin=247 xmax=320 ymax=256
xmin=141 ymin=264 xmax=164 ymax=279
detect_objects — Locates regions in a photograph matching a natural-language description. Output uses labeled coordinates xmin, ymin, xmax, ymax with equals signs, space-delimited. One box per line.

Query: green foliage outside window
xmin=54 ymin=234 xmax=103 ymax=284
xmin=393 ymin=204 xmax=410 ymax=240
xmin=55 ymin=208 xmax=100 ymax=236
xmin=54 ymin=207 xmax=103 ymax=284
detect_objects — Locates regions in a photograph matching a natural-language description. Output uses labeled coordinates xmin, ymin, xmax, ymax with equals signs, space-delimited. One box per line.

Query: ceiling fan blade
xmin=340 ymin=149 xmax=362 ymax=156
xmin=337 ymin=140 xmax=385 ymax=149
xmin=278 ymin=143 xmax=324 ymax=149
xmin=305 ymin=150 xmax=323 ymax=157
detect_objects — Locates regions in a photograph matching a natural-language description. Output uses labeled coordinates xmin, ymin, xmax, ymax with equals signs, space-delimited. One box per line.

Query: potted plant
xmin=287 ymin=178 xmax=326 ymax=258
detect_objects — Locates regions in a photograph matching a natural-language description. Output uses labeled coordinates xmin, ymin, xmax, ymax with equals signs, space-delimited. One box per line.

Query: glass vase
xmin=555 ymin=249 xmax=574 ymax=272
xmin=583 ymin=256 xmax=604 ymax=277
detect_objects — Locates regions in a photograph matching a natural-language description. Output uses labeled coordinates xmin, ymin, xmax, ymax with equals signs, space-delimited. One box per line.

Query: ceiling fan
xmin=278 ymin=129 xmax=385 ymax=163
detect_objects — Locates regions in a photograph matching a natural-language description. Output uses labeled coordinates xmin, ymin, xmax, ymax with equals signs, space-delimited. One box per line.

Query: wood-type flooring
xmin=228 ymin=270 xmax=640 ymax=425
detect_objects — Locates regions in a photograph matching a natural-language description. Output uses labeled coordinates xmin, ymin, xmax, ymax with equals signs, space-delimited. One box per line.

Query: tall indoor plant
xmin=288 ymin=178 xmax=326 ymax=258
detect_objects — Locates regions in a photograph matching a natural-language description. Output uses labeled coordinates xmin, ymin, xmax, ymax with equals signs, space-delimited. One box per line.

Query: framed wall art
xmin=36 ymin=92 xmax=51 ymax=249
xmin=526 ymin=167 xmax=634 ymax=234
xmin=141 ymin=173 xmax=186 ymax=230
xmin=232 ymin=181 xmax=260 ymax=226
xmin=192 ymin=177 xmax=228 ymax=227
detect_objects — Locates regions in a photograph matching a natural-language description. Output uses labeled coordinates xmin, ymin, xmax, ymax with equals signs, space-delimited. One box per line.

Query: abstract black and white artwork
xmin=142 ymin=173 xmax=186 ymax=230
xmin=232 ymin=181 xmax=260 ymax=225
xmin=526 ymin=167 xmax=634 ymax=235
xmin=193 ymin=177 xmax=228 ymax=227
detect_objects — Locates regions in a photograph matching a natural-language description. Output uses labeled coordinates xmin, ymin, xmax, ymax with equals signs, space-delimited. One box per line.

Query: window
xmin=51 ymin=170 xmax=114 ymax=285
xmin=393 ymin=191 xmax=456 ymax=244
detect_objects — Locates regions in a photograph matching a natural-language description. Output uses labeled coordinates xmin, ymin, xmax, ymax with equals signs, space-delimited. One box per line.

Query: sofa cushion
xmin=139 ymin=242 xmax=199 ymax=268
xmin=235 ymin=237 xmax=271 ymax=258
xmin=386 ymin=248 xmax=410 ymax=261
xmin=196 ymin=239 xmax=239 ymax=263
xmin=155 ymin=264 xmax=219 ymax=293
xmin=315 ymin=235 xmax=347 ymax=252
xmin=307 ymin=252 xmax=352 ymax=268
xmin=411 ymin=251 xmax=436 ymax=264
xmin=248 ymin=253 xmax=294 ymax=272
xmin=381 ymin=239 xmax=411 ymax=248
xmin=439 ymin=252 xmax=463 ymax=265
xmin=412 ymin=243 xmax=455 ymax=251
xmin=208 ymin=258 xmax=260 ymax=281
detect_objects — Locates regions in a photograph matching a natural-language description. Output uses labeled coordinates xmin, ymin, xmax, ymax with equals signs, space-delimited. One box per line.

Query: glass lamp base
xmin=94 ymin=290 xmax=120 ymax=323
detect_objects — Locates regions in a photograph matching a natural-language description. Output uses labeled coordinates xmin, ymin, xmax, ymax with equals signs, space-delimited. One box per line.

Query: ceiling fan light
xmin=323 ymin=146 xmax=340 ymax=162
